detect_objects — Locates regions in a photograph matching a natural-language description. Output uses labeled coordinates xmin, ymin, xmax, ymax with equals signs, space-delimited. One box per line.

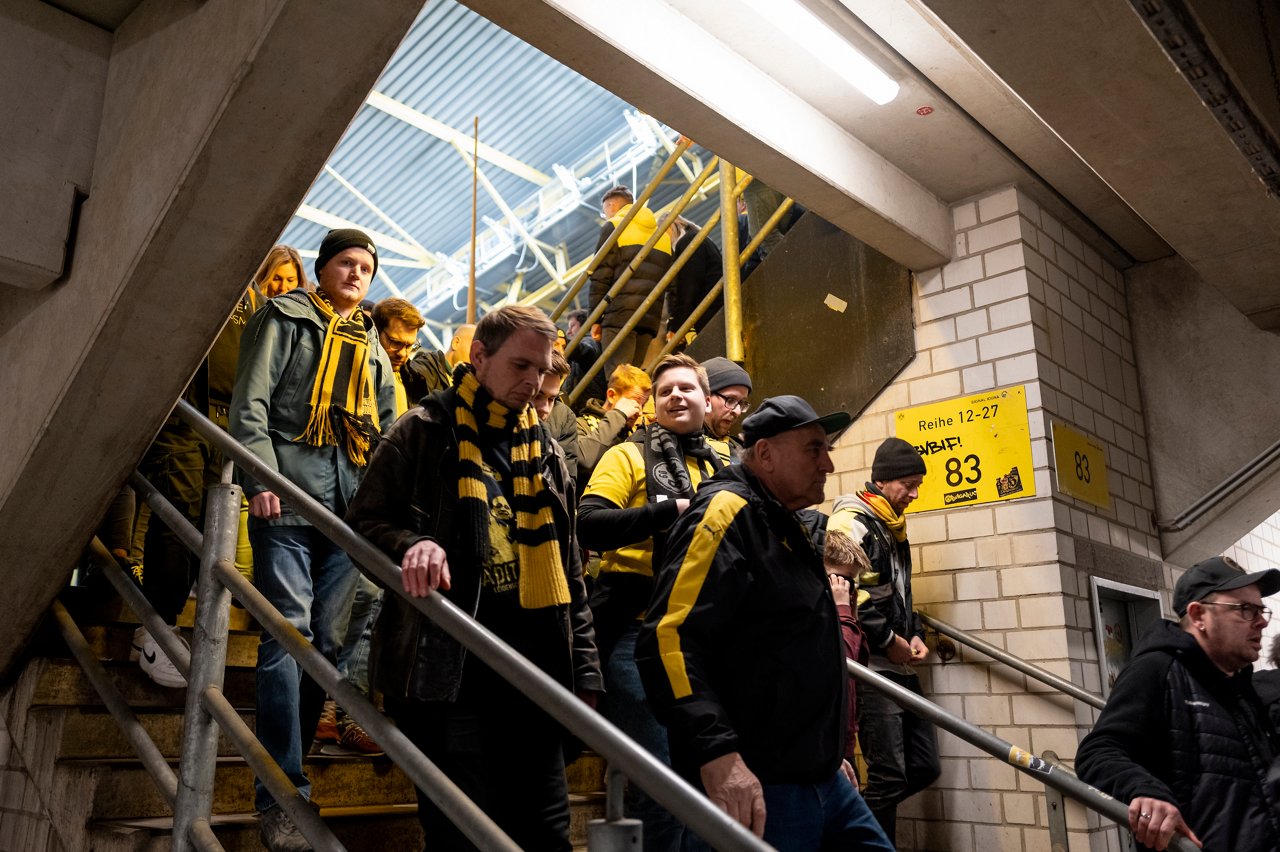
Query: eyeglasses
xmin=1198 ymin=602 xmax=1272 ymax=622
xmin=712 ymin=392 xmax=751 ymax=413
xmin=383 ymin=339 xmax=420 ymax=357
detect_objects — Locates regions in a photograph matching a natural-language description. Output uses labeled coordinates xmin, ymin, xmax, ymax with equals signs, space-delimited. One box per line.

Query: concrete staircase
xmin=3 ymin=589 xmax=606 ymax=851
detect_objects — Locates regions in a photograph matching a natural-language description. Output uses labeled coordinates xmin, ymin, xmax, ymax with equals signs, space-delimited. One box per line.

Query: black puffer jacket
xmin=1077 ymin=619 xmax=1280 ymax=851
xmin=345 ymin=389 xmax=602 ymax=703
xmin=588 ymin=204 xmax=673 ymax=335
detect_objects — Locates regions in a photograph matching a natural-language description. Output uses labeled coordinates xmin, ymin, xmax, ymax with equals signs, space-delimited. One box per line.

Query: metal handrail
xmin=1156 ymin=436 xmax=1280 ymax=531
xmin=644 ymin=197 xmax=795 ymax=370
xmin=84 ymin=534 xmax=350 ymax=852
xmin=564 ymin=175 xmax=740 ymax=407
xmin=848 ymin=660 xmax=1198 ymax=852
xmin=550 ymin=136 xmax=694 ymax=321
xmin=563 ymin=155 xmax=721 ymax=359
xmin=124 ymin=475 xmax=519 ymax=852
xmin=173 ymin=399 xmax=771 ymax=852
xmin=919 ymin=612 xmax=1106 ymax=711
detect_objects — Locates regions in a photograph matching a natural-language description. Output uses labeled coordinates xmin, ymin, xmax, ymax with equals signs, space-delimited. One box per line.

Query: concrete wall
xmin=0 ymin=0 xmax=423 ymax=679
xmin=825 ymin=185 xmax=1163 ymax=851
xmin=1127 ymin=255 xmax=1280 ymax=566
xmin=0 ymin=714 xmax=59 ymax=852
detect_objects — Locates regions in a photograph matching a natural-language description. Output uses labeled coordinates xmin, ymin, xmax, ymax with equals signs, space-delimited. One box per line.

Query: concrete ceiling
xmin=471 ymin=0 xmax=1280 ymax=331
xmin=42 ymin=0 xmax=143 ymax=31
xmin=913 ymin=0 xmax=1280 ymax=331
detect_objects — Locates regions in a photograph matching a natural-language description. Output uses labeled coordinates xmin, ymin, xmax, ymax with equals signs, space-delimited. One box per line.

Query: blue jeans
xmin=250 ymin=525 xmax=359 ymax=813
xmin=684 ymin=771 xmax=892 ymax=852
xmin=338 ymin=573 xmax=382 ymax=696
xmin=599 ymin=625 xmax=684 ymax=852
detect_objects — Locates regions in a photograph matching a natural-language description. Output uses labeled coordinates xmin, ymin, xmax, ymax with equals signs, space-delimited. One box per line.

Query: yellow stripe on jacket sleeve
xmin=656 ymin=489 xmax=749 ymax=699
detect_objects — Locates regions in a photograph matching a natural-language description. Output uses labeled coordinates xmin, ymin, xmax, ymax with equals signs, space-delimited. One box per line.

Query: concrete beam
xmin=462 ymin=0 xmax=952 ymax=271
xmin=1127 ymin=257 xmax=1280 ymax=566
xmin=0 ymin=4 xmax=110 ymax=288
xmin=0 ymin=0 xmax=421 ymax=678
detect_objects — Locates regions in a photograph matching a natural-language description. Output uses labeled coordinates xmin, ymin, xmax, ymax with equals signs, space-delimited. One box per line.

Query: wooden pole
xmin=468 ymin=115 xmax=479 ymax=324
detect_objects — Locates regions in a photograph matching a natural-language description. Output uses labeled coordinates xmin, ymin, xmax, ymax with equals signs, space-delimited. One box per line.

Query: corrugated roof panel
xmin=279 ymin=0 xmax=722 ymax=326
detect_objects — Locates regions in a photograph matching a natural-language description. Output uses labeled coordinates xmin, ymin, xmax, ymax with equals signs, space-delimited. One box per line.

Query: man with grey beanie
xmin=700 ymin=356 xmax=752 ymax=460
xmin=827 ymin=436 xmax=939 ymax=843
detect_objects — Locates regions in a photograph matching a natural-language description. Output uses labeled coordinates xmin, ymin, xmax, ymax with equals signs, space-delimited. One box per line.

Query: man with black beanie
xmin=827 ymin=436 xmax=940 ymax=843
xmin=231 ymin=227 xmax=397 ymax=851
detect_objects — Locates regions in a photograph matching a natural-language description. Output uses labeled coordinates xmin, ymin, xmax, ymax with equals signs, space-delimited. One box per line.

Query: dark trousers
xmin=857 ymin=670 xmax=941 ymax=842
xmin=137 ymin=418 xmax=212 ymax=623
xmin=387 ymin=681 xmax=571 ymax=852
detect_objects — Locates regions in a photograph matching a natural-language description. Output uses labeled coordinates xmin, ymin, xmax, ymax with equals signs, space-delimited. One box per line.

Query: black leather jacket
xmin=345 ymin=389 xmax=602 ymax=703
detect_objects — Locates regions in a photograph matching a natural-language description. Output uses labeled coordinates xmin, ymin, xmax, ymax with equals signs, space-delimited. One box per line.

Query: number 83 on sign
xmin=1050 ymin=420 xmax=1111 ymax=509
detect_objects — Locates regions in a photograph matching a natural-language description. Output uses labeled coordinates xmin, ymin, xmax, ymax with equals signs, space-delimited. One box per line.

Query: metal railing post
xmin=172 ymin=464 xmax=240 ymax=852
xmin=174 ymin=400 xmax=771 ymax=852
xmin=1042 ymin=750 xmax=1071 ymax=852
xmin=563 ymin=156 xmax=719 ymax=359
xmin=847 ymin=660 xmax=1199 ymax=852
xmin=550 ymin=136 xmax=693 ymax=321
xmin=919 ymin=613 xmax=1106 ymax=710
xmin=588 ymin=765 xmax=642 ymax=851
xmin=718 ymin=160 xmax=744 ymax=363
xmin=644 ymin=197 xmax=794 ymax=370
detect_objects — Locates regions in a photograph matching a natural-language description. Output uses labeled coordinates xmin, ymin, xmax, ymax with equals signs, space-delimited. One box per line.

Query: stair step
xmin=84 ymin=755 xmax=415 ymax=819
xmin=94 ymin=805 xmax=424 ymax=852
xmin=92 ymin=795 xmax=605 ymax=851
xmin=53 ymin=707 xmax=255 ymax=759
xmin=30 ymin=658 xmax=256 ymax=710
xmin=71 ymin=623 xmax=261 ymax=668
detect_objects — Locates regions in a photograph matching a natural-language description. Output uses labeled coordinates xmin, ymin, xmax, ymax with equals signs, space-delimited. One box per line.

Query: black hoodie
xmin=1076 ymin=619 xmax=1280 ymax=851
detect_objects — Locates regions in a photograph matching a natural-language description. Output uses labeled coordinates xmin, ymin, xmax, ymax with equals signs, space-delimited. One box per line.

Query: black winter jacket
xmin=588 ymin=204 xmax=673 ymax=335
xmin=636 ymin=464 xmax=845 ymax=786
xmin=1076 ymin=619 xmax=1280 ymax=851
xmin=344 ymin=389 xmax=602 ymax=703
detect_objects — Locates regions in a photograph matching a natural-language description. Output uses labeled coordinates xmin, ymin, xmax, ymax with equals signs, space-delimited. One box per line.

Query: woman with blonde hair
xmin=251 ymin=244 xmax=308 ymax=298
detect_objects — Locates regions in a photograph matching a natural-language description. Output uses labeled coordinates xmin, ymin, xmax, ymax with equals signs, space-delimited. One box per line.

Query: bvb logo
xmin=651 ymin=466 xmax=680 ymax=494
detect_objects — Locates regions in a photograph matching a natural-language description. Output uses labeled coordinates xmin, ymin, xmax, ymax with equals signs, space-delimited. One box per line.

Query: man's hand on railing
xmin=401 ymin=539 xmax=451 ymax=597
xmin=591 ymin=324 xmax=602 ymax=341
xmin=249 ymin=491 xmax=282 ymax=520
xmin=699 ymin=752 xmax=766 ymax=838
xmin=1129 ymin=797 xmax=1202 ymax=851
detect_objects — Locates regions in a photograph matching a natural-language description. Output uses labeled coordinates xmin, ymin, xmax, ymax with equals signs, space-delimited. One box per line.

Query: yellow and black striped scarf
xmin=454 ymin=364 xmax=570 ymax=609
xmin=858 ymin=487 xmax=908 ymax=542
xmin=296 ymin=291 xmax=381 ymax=467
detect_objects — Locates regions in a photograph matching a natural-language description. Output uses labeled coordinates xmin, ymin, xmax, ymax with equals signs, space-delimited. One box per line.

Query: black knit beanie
xmin=315 ymin=228 xmax=378 ymax=279
xmin=872 ymin=437 xmax=926 ymax=481
xmin=702 ymin=357 xmax=753 ymax=393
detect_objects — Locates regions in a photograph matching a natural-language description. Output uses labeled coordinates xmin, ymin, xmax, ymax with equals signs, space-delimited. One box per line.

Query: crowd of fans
xmin=89 ymin=183 xmax=1280 ymax=852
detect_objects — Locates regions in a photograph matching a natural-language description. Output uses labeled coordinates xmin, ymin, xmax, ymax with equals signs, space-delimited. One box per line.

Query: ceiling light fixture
xmin=738 ymin=0 xmax=900 ymax=106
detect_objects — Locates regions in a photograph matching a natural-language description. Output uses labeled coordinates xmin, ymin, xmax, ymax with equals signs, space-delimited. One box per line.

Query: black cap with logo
xmin=740 ymin=395 xmax=851 ymax=447
xmin=1172 ymin=556 xmax=1280 ymax=616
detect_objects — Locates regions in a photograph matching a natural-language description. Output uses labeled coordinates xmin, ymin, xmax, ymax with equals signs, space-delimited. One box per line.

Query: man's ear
xmin=469 ymin=338 xmax=486 ymax=367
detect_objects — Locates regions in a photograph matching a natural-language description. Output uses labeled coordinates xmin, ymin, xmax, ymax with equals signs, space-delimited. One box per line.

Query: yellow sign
xmin=894 ymin=386 xmax=1035 ymax=513
xmin=1051 ymin=421 xmax=1111 ymax=509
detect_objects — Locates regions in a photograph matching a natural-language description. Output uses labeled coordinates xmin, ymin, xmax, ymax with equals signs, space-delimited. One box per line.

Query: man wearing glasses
xmin=700 ymin=357 xmax=753 ymax=462
xmin=1077 ymin=556 xmax=1280 ymax=852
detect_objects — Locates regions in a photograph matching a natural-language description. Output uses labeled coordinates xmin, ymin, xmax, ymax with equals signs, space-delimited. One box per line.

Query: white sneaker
xmin=136 ymin=626 xmax=189 ymax=688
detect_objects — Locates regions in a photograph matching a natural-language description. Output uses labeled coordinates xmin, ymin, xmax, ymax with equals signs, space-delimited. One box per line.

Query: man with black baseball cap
xmin=1078 ymin=556 xmax=1280 ymax=851
xmin=637 ymin=396 xmax=893 ymax=850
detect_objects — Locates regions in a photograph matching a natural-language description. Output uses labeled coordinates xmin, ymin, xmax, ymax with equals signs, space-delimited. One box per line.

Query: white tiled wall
xmin=828 ymin=186 xmax=1157 ymax=852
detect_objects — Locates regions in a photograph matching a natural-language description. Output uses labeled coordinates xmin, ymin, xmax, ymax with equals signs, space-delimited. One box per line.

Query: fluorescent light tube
xmin=739 ymin=0 xmax=900 ymax=105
